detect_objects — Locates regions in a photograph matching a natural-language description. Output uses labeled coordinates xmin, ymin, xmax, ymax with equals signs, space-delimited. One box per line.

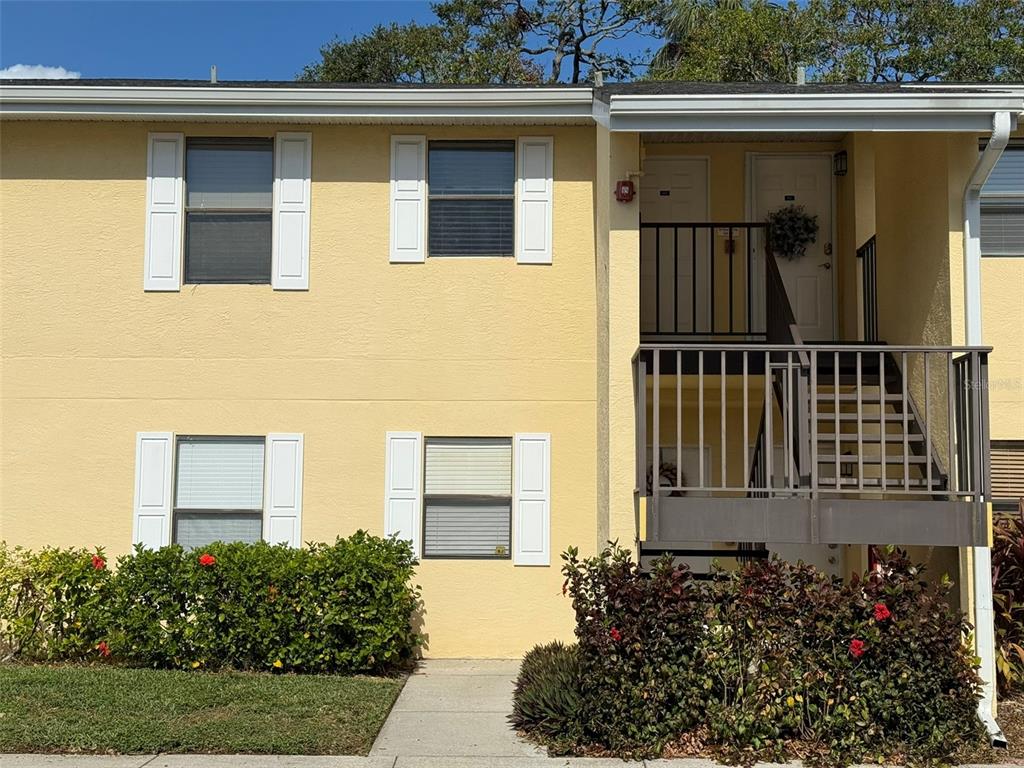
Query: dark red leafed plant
xmin=993 ymin=500 xmax=1024 ymax=694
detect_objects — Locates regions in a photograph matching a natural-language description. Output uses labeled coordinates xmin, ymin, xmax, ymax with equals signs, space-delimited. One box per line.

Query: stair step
xmin=817 ymin=454 xmax=930 ymax=464
xmin=815 ymin=412 xmax=915 ymax=421
xmin=819 ymin=397 xmax=901 ymax=403
xmin=818 ymin=434 xmax=925 ymax=443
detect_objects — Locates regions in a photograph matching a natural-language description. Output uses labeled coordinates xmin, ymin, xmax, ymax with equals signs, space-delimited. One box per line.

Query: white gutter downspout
xmin=963 ymin=109 xmax=1011 ymax=748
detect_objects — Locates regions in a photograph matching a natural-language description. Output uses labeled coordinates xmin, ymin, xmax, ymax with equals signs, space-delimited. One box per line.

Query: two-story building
xmin=1 ymin=78 xmax=1022 ymax=740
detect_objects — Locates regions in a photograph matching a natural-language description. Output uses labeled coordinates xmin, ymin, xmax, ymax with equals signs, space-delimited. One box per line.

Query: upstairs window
xmin=173 ymin=436 xmax=265 ymax=549
xmin=981 ymin=141 xmax=1024 ymax=257
xmin=423 ymin=437 xmax=512 ymax=558
xmin=185 ymin=138 xmax=273 ymax=283
xmin=428 ymin=140 xmax=515 ymax=257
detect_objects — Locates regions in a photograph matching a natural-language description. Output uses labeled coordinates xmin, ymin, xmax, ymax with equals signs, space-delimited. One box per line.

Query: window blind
xmin=982 ymin=145 xmax=1024 ymax=197
xmin=185 ymin=213 xmax=272 ymax=283
xmin=981 ymin=200 xmax=1024 ymax=256
xmin=175 ymin=437 xmax=265 ymax=510
xmin=186 ymin=140 xmax=273 ymax=209
xmin=174 ymin=511 xmax=262 ymax=550
xmin=184 ymin=138 xmax=273 ymax=283
xmin=428 ymin=140 xmax=515 ymax=257
xmin=423 ymin=437 xmax=512 ymax=558
xmin=423 ymin=500 xmax=512 ymax=557
xmin=425 ymin=438 xmax=512 ymax=495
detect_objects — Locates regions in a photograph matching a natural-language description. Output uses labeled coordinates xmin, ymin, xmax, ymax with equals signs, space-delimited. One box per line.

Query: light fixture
xmin=833 ymin=150 xmax=848 ymax=176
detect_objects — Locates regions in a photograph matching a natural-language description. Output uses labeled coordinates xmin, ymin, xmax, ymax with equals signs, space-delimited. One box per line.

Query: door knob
xmin=820 ymin=262 xmax=832 ymax=270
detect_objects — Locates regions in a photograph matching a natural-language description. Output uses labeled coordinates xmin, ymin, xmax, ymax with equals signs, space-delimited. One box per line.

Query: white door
xmin=640 ymin=157 xmax=709 ymax=335
xmin=751 ymin=154 xmax=835 ymax=341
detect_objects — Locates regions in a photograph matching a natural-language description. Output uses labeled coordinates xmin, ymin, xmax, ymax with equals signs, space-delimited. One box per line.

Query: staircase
xmin=805 ymin=351 xmax=948 ymax=494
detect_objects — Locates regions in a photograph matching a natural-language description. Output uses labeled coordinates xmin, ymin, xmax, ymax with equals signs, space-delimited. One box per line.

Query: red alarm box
xmin=615 ymin=179 xmax=635 ymax=202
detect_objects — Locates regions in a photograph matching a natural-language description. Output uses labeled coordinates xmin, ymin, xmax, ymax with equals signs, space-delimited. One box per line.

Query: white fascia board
xmin=607 ymin=92 xmax=1024 ymax=133
xmin=0 ymin=84 xmax=594 ymax=122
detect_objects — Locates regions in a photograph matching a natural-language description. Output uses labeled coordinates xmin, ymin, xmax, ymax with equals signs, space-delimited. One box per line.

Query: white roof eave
xmin=0 ymin=84 xmax=595 ymax=122
xmin=605 ymin=92 xmax=1024 ymax=133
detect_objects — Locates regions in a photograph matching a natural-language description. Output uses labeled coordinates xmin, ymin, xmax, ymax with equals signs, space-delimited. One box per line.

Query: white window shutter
xmin=264 ymin=433 xmax=304 ymax=547
xmin=513 ymin=433 xmax=551 ymax=565
xmin=385 ymin=432 xmax=423 ymax=557
xmin=273 ymin=132 xmax=312 ymax=290
xmin=144 ymin=133 xmax=183 ymax=291
xmin=516 ymin=137 xmax=553 ymax=265
xmin=390 ymin=136 xmax=426 ymax=263
xmin=133 ymin=432 xmax=174 ymax=549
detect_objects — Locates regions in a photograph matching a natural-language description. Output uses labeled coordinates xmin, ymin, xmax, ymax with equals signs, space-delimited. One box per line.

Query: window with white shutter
xmin=173 ymin=436 xmax=265 ymax=549
xmin=981 ymin=141 xmax=1024 ymax=257
xmin=423 ymin=437 xmax=512 ymax=558
xmin=185 ymin=139 xmax=274 ymax=283
xmin=428 ymin=141 xmax=515 ymax=257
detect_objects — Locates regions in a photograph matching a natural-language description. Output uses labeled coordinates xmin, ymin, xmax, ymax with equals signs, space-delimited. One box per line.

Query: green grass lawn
xmin=0 ymin=664 xmax=405 ymax=754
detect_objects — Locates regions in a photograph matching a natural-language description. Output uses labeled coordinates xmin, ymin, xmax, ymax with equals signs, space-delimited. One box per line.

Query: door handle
xmin=819 ymin=262 xmax=832 ymax=270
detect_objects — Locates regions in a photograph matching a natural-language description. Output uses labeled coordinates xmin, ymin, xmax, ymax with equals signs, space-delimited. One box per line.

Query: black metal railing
xmin=857 ymin=235 xmax=878 ymax=343
xmin=640 ymin=222 xmax=768 ymax=339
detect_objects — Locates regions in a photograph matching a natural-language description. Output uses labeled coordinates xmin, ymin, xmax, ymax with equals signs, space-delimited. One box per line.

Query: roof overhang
xmin=0 ymin=84 xmax=595 ymax=124
xmin=601 ymin=91 xmax=1024 ymax=133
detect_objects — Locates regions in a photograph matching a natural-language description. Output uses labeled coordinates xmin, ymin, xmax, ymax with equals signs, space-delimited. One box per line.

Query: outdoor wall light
xmin=833 ymin=150 xmax=848 ymax=176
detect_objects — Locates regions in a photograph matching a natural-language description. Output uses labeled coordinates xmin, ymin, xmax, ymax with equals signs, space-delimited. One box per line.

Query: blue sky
xmin=0 ymin=1 xmax=447 ymax=80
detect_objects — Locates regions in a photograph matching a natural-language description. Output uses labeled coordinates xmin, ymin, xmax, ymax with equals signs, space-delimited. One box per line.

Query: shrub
xmin=510 ymin=641 xmax=581 ymax=750
xmin=0 ymin=544 xmax=110 ymax=661
xmin=540 ymin=544 xmax=985 ymax=766
xmin=561 ymin=545 xmax=705 ymax=755
xmin=993 ymin=502 xmax=1024 ymax=694
xmin=1 ymin=532 xmax=421 ymax=674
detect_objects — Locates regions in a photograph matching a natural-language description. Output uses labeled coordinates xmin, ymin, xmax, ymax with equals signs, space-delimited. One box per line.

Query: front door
xmin=640 ymin=156 xmax=709 ymax=336
xmin=751 ymin=154 xmax=835 ymax=341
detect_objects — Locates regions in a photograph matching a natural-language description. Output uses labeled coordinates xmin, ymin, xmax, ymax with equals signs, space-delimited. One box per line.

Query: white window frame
xmin=183 ymin=137 xmax=275 ymax=285
xmin=421 ymin=436 xmax=514 ymax=560
xmin=171 ymin=435 xmax=267 ymax=548
xmin=425 ymin=139 xmax=517 ymax=259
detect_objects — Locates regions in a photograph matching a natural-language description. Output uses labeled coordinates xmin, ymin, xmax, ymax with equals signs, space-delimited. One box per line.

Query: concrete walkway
xmin=370 ymin=658 xmax=543 ymax=760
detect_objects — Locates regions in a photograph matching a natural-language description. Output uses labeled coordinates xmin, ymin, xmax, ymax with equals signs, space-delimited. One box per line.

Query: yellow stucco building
xmin=1 ymin=80 xmax=1022 ymax=733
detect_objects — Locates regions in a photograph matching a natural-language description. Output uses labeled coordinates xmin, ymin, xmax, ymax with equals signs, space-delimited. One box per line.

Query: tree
xmin=819 ymin=0 xmax=1024 ymax=82
xmin=301 ymin=0 xmax=665 ymax=84
xmin=299 ymin=21 xmax=541 ymax=83
xmin=650 ymin=0 xmax=1024 ymax=83
xmin=650 ymin=1 xmax=836 ymax=82
xmin=435 ymin=0 xmax=665 ymax=83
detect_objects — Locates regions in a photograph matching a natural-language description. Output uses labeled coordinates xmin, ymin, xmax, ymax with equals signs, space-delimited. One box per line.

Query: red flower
xmin=609 ymin=627 xmax=622 ymax=642
xmin=198 ymin=553 xmax=217 ymax=567
xmin=849 ymin=638 xmax=866 ymax=658
xmin=95 ymin=641 xmax=110 ymax=658
xmin=90 ymin=555 xmax=106 ymax=571
xmin=873 ymin=603 xmax=891 ymax=622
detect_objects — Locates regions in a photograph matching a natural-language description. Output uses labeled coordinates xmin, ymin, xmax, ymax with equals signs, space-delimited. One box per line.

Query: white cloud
xmin=0 ymin=64 xmax=81 ymax=79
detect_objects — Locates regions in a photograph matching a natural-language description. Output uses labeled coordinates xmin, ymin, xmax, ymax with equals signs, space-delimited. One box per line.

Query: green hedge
xmin=516 ymin=545 xmax=985 ymax=765
xmin=0 ymin=533 xmax=420 ymax=674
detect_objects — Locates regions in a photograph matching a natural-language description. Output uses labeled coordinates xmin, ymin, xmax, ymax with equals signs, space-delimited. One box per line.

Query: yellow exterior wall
xmin=601 ymin=130 xmax=642 ymax=550
xmin=981 ymin=127 xmax=1024 ymax=442
xmin=982 ymin=258 xmax=1024 ymax=440
xmin=0 ymin=120 xmax=598 ymax=658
